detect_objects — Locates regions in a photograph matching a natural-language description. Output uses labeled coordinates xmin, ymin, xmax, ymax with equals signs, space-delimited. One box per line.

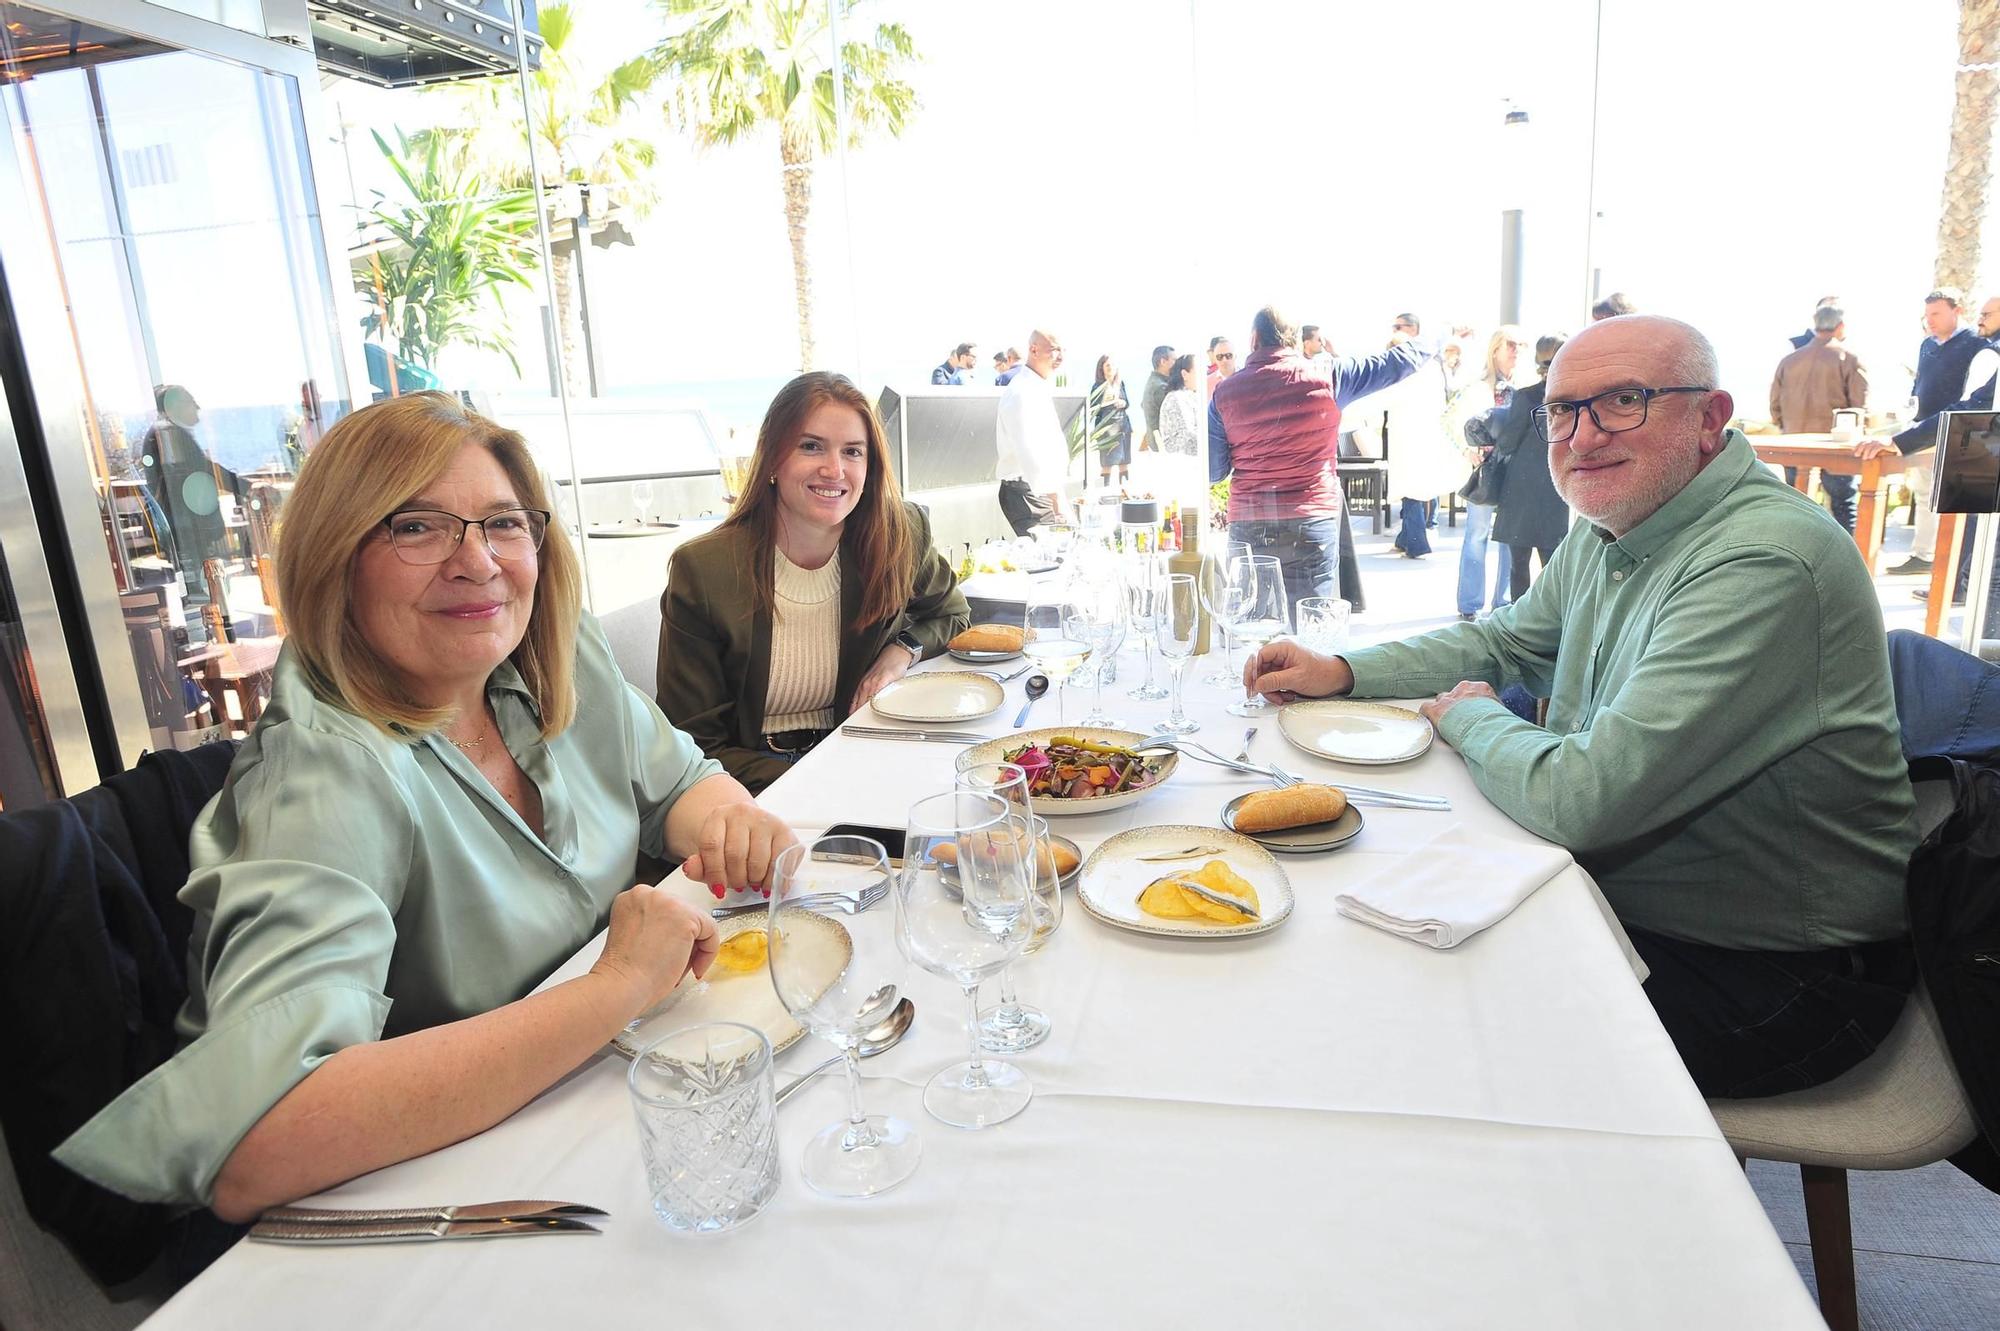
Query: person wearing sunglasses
xmin=1245 ymin=314 xmax=1917 ymax=1103
xmin=58 ymin=393 xmax=796 ymax=1218
xmin=1207 ymin=335 xmax=1237 ymax=392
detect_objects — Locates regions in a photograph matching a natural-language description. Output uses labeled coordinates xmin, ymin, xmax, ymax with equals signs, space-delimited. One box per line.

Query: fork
xmin=1235 ymin=726 xmax=1258 ymax=764
xmin=712 ymin=880 xmax=889 ymax=920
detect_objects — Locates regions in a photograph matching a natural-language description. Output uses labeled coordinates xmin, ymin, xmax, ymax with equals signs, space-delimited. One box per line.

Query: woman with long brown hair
xmin=658 ymin=372 xmax=969 ymax=791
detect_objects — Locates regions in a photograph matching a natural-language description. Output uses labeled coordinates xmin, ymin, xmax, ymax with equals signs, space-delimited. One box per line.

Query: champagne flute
xmin=1225 ymin=554 xmax=1290 ymax=718
xmin=1070 ymin=580 xmax=1127 ymax=727
xmin=1155 ymin=571 xmax=1202 ymax=734
xmin=955 ymin=762 xmax=1053 ymax=1052
xmin=1200 ymin=539 xmax=1252 ymax=686
xmin=768 ymin=835 xmax=920 ymax=1196
xmin=897 ymin=791 xmax=1035 ymax=1129
xmin=1125 ymin=552 xmax=1169 ymax=700
xmin=1023 ymin=594 xmax=1092 ymax=727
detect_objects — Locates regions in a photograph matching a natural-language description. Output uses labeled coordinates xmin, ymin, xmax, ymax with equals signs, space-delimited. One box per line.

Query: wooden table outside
xmin=1750 ymin=434 xmax=1963 ymax=637
xmin=176 ymin=635 xmax=283 ymax=733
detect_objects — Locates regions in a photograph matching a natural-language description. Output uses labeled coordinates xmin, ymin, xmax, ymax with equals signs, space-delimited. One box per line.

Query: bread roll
xmin=1233 ymin=784 xmax=1348 ymax=833
xmin=950 ymin=623 xmax=1024 ymax=653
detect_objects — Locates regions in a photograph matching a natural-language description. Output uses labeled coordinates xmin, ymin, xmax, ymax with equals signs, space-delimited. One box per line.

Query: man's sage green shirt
xmin=54 ymin=614 xmax=722 ymax=1206
xmin=1343 ymin=430 xmax=1916 ymax=951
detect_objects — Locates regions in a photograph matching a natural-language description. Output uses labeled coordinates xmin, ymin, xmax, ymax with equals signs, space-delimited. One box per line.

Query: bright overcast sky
xmin=339 ymin=0 xmax=1978 ymax=427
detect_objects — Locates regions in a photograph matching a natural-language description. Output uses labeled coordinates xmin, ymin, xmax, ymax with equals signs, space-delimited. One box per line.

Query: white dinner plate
xmin=1221 ymin=794 xmax=1365 ymax=854
xmin=1278 ymin=700 xmax=1434 ymax=765
xmin=612 ymin=911 xmax=850 ymax=1059
xmin=870 ymin=671 xmax=1005 ymax=723
xmin=956 ymin=726 xmax=1178 ymax=818
xmin=1076 ymin=825 xmax=1293 ymax=939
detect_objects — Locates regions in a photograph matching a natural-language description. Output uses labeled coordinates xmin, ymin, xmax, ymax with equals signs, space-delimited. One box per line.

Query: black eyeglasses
xmin=1534 ymin=386 xmax=1711 ymax=444
xmin=1216 ymin=353 xmax=1236 ymax=362
xmin=380 ymin=507 xmax=551 ymax=565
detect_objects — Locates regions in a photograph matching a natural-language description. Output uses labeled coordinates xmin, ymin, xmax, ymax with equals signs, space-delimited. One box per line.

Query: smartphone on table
xmin=821 ymin=822 xmax=907 ymax=868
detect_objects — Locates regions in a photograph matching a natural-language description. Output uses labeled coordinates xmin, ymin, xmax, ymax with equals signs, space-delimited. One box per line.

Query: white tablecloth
xmin=143 ymin=651 xmax=1822 ymax=1330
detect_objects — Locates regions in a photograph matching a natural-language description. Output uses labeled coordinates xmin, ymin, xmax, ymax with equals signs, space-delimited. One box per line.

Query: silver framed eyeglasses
xmin=1534 ymin=386 xmax=1711 ymax=444
xmin=380 ymin=507 xmax=550 ymax=565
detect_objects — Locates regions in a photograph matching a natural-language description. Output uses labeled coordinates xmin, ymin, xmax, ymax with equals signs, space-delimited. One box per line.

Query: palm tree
xmin=356 ymin=130 xmax=539 ymax=374
xmin=1934 ymin=0 xmax=2000 ymax=290
xmin=430 ymin=2 xmax=666 ymax=395
xmin=651 ymin=0 xmax=919 ymax=371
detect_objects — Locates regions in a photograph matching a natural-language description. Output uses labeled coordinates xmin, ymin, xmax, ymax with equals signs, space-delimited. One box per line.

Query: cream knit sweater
xmin=763 ymin=548 xmax=842 ymax=732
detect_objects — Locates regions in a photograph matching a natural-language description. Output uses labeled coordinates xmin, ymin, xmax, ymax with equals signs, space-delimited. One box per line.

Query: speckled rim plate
xmin=611 ymin=911 xmax=850 ymax=1059
xmin=956 ymin=726 xmax=1179 ymax=817
xmin=1221 ymin=794 xmax=1365 ymax=854
xmin=948 ymin=645 xmax=1023 ymax=664
xmin=1077 ymin=825 xmax=1293 ymax=939
xmin=1278 ymin=700 xmax=1434 ymax=766
xmin=870 ymin=671 xmax=1006 ymax=723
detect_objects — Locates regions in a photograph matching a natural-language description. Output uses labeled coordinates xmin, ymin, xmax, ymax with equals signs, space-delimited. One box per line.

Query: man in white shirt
xmin=994 ymin=329 xmax=1069 ymax=534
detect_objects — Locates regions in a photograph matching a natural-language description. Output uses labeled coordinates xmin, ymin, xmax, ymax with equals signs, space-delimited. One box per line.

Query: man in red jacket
xmin=1210 ymin=306 xmax=1433 ymax=608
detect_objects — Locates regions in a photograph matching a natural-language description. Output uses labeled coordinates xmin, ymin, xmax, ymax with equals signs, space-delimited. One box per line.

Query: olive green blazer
xmin=656 ymin=503 xmax=970 ymax=791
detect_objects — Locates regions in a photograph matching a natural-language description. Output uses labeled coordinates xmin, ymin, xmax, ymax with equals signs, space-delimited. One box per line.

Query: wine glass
xmin=630 ymin=477 xmax=655 ymax=527
xmin=1125 ymin=552 xmax=1169 ymax=701
xmin=1023 ymin=594 xmax=1092 ymax=727
xmin=1225 ymin=554 xmax=1289 ymax=718
xmin=1200 ymin=539 xmax=1252 ymax=686
xmin=955 ymin=762 xmax=1052 ymax=1052
xmin=1155 ymin=571 xmax=1202 ymax=735
xmin=768 ymin=835 xmax=920 ymax=1197
xmin=1070 ymin=580 xmax=1127 ymax=727
xmin=896 ymin=791 xmax=1035 ymax=1129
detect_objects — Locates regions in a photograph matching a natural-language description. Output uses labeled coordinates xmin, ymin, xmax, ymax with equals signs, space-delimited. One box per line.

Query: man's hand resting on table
xmin=1242 ymin=640 xmax=1353 ymax=704
xmin=1418 ymin=681 xmax=1502 ymax=743
xmin=1851 ymin=437 xmax=1898 ymax=460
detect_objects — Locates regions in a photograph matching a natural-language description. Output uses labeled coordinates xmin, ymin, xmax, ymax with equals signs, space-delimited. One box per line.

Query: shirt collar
xmin=1596 ymin=428 xmax=1755 ymax=564
xmin=485 ymin=657 xmax=538 ymax=708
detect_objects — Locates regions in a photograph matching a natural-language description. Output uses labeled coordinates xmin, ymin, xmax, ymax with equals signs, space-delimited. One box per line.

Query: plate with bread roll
xmin=1222 ymin=784 xmax=1365 ymax=854
xmin=1277 ymin=700 xmax=1435 ymax=765
xmin=948 ymin=623 xmax=1025 ymax=663
xmin=1076 ymin=825 xmax=1293 ymax=938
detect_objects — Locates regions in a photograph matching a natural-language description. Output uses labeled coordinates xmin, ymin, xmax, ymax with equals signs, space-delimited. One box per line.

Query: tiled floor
xmin=1344 ymin=500 xmax=2000 ymax=1330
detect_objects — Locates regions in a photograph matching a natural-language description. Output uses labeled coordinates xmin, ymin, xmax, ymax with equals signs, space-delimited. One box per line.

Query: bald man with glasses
xmin=1244 ymin=314 xmax=1918 ymax=1102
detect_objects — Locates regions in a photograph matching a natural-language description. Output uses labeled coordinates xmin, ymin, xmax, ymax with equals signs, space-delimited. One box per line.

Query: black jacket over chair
xmin=0 ymin=742 xmax=236 ymax=1284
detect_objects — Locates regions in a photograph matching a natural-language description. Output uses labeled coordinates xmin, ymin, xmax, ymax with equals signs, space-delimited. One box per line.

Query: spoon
xmin=774 ymin=996 xmax=916 ymax=1106
xmin=1013 ymin=674 xmax=1049 ymax=727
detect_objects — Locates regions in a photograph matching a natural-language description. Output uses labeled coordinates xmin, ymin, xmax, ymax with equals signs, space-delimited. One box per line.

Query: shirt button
xmin=1610 ymin=570 xmax=1625 ymax=582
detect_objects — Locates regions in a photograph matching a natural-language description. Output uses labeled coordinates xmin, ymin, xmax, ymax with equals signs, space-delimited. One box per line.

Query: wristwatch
xmin=894 ymin=629 xmax=924 ymax=664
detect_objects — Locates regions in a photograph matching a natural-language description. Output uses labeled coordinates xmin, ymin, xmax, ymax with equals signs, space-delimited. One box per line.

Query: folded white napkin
xmin=1335 ymin=826 xmax=1574 ymax=949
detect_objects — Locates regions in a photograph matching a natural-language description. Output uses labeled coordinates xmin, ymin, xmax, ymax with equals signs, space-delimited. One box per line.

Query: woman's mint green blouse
xmin=54 ymin=613 xmax=722 ymax=1206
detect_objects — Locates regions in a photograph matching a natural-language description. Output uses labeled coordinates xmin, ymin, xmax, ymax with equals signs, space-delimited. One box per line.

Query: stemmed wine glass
xmin=955 ymin=762 xmax=1057 ymax=1052
xmin=1200 ymin=539 xmax=1253 ymax=687
xmin=1023 ymin=593 xmax=1092 ymax=727
xmin=1155 ymin=571 xmax=1202 ymax=735
xmin=1225 ymin=554 xmax=1290 ymax=718
xmin=768 ymin=835 xmax=920 ymax=1196
xmin=1125 ymin=552 xmax=1169 ymax=701
xmin=630 ymin=477 xmax=655 ymax=527
xmin=1070 ymin=579 xmax=1127 ymax=727
xmin=896 ymin=791 xmax=1035 ymax=1129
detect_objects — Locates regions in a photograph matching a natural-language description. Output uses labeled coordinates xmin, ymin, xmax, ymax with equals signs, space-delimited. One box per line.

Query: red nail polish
xmin=710 ymin=884 xmax=725 ymax=898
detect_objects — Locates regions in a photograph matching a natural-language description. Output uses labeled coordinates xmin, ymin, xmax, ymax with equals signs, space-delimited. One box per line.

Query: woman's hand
xmin=852 ymin=642 xmax=914 ymax=712
xmin=591 ymin=884 xmax=719 ymax=1016
xmin=682 ymin=802 xmax=798 ymax=898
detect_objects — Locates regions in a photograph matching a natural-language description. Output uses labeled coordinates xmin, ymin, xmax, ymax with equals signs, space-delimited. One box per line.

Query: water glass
xmin=627 ymin=1021 xmax=779 ymax=1233
xmin=1155 ymin=571 xmax=1202 ymax=735
xmin=954 ymin=764 xmax=1051 ymax=1051
xmin=768 ymin=836 xmax=919 ymax=1198
xmin=897 ymin=791 xmax=1035 ymax=1129
xmin=1226 ymin=555 xmax=1290 ymax=718
xmin=1295 ymin=596 xmax=1352 ymax=655
xmin=1200 ymin=539 xmax=1252 ymax=687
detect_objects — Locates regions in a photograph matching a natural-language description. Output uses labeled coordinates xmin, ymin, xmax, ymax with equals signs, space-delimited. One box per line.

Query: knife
xmin=261 ymin=1200 xmax=609 ymax=1226
xmin=839 ymin=726 xmax=992 ymax=744
xmin=250 ymin=1216 xmax=601 ymax=1244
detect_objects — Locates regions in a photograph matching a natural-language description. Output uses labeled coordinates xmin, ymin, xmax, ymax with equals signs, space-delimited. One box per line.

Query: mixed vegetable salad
xmin=1003 ymin=735 xmax=1164 ymax=800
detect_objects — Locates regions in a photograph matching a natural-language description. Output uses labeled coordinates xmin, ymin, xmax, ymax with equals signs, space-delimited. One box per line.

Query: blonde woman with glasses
xmin=57 ymin=392 xmax=793 ymax=1221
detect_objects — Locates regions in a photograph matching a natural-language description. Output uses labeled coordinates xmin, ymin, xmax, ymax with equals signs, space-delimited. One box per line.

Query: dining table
xmin=140 ymin=646 xmax=1824 ymax=1330
xmin=1749 ymin=431 xmax=1964 ymax=635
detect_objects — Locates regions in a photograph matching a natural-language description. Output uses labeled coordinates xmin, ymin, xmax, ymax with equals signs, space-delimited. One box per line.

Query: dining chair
xmin=599 ymin=593 xmax=663 ymax=696
xmin=1705 ymin=775 xmax=1977 ymax=1331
